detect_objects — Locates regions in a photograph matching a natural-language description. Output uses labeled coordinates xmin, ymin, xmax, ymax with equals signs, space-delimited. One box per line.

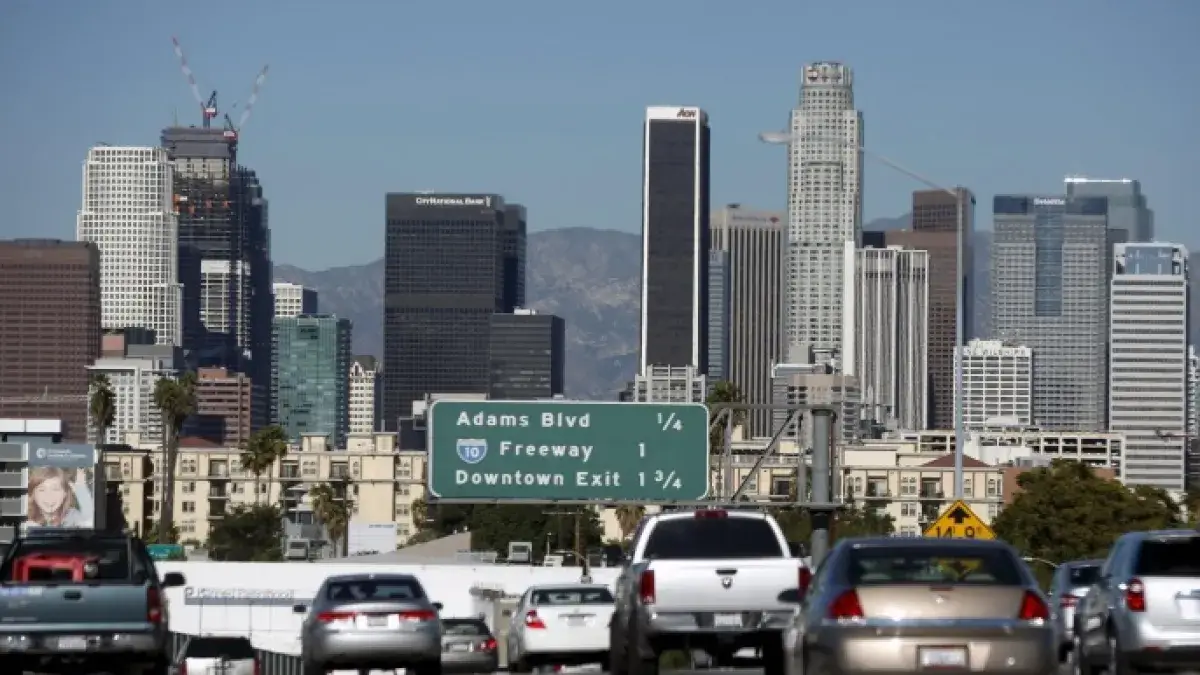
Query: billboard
xmin=347 ymin=521 xmax=397 ymax=556
xmin=26 ymin=444 xmax=96 ymax=530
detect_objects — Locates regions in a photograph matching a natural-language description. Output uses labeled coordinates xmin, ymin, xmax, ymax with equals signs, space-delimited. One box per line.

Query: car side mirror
xmin=161 ymin=572 xmax=186 ymax=588
xmin=292 ymin=604 xmax=307 ymax=614
xmin=433 ymin=602 xmax=444 ymax=612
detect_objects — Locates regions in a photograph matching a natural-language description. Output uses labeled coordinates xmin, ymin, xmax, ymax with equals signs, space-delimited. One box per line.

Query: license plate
xmin=713 ymin=613 xmax=742 ymax=627
xmin=1179 ymin=598 xmax=1200 ymax=620
xmin=567 ymin=617 xmax=587 ymax=626
xmin=58 ymin=636 xmax=89 ymax=650
xmin=367 ymin=615 xmax=388 ymax=627
xmin=919 ymin=647 xmax=967 ymax=669
xmin=449 ymin=643 xmax=470 ymax=652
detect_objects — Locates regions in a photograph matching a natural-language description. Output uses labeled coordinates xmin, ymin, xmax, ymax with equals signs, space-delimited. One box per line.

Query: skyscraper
xmin=161 ymin=127 xmax=272 ymax=392
xmin=272 ymin=315 xmax=352 ymax=447
xmin=992 ymin=194 xmax=1112 ymax=431
xmin=710 ymin=205 xmax=784 ymax=437
xmin=0 ymin=240 xmax=101 ymax=440
xmin=487 ymin=309 xmax=566 ymax=400
xmin=1064 ymin=176 xmax=1153 ymax=242
xmin=957 ymin=340 xmax=1033 ymax=431
xmin=640 ymin=106 xmax=710 ymax=374
xmin=1108 ymin=243 xmax=1189 ymax=490
xmin=707 ymin=249 xmax=730 ymax=383
xmin=273 ymin=282 xmax=318 ymax=318
xmin=842 ymin=243 xmax=929 ymax=431
xmin=910 ymin=188 xmax=975 ymax=429
xmin=77 ymin=146 xmax=182 ymax=346
xmin=783 ymin=62 xmax=863 ymax=365
xmin=382 ymin=193 xmax=519 ymax=421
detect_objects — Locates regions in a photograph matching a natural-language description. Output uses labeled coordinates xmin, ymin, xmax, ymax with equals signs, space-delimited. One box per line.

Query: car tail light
xmin=524 ymin=610 xmax=547 ymax=629
xmin=695 ymin=509 xmax=727 ymax=519
xmin=482 ymin=638 xmax=497 ymax=652
xmin=1125 ymin=578 xmax=1146 ymax=612
xmin=147 ymin=587 xmax=163 ymax=624
xmin=179 ymin=663 xmax=187 ymax=675
xmin=316 ymin=610 xmax=357 ymax=623
xmin=1018 ymin=591 xmax=1050 ymax=621
xmin=799 ymin=567 xmax=813 ymax=595
xmin=398 ymin=609 xmax=438 ymax=622
xmin=253 ymin=658 xmax=260 ymax=675
xmin=639 ymin=569 xmax=656 ymax=605
xmin=1060 ymin=595 xmax=1078 ymax=609
xmin=827 ymin=590 xmax=864 ymax=620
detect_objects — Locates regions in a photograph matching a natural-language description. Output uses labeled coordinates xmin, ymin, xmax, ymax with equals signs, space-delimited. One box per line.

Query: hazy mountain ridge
xmin=272 ymin=217 xmax=935 ymax=399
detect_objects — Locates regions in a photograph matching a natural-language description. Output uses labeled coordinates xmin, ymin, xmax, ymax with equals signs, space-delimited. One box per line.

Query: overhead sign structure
xmin=428 ymin=401 xmax=709 ymax=502
xmin=923 ymin=500 xmax=996 ymax=540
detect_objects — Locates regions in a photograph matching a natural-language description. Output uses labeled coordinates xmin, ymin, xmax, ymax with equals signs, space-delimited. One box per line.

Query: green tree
xmin=310 ymin=482 xmax=351 ymax=556
xmin=240 ymin=425 xmax=289 ymax=504
xmin=207 ymin=504 xmax=285 ymax=561
xmin=773 ymin=501 xmax=895 ymax=544
xmin=468 ymin=505 xmax=604 ymax=559
xmin=993 ymin=460 xmax=1181 ymax=567
xmin=707 ymin=381 xmax=746 ymax=452
xmin=88 ymin=373 xmax=116 ymax=447
xmin=614 ymin=504 xmax=645 ymax=540
xmin=143 ymin=521 xmax=180 ymax=545
xmin=152 ymin=372 xmax=197 ymax=539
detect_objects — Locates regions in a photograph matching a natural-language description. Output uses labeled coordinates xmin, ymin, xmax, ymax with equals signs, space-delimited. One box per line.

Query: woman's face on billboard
xmin=33 ymin=476 xmax=67 ymax=514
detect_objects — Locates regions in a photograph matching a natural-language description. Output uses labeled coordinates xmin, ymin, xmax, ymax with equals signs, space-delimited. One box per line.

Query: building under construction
xmin=161 ymin=126 xmax=272 ymax=407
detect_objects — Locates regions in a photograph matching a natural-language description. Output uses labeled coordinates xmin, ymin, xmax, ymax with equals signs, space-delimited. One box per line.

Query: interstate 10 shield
xmin=455 ymin=438 xmax=488 ymax=465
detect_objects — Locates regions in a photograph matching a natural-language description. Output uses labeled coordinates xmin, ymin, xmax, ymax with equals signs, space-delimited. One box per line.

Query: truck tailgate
xmin=651 ymin=559 xmax=797 ymax=611
xmin=0 ymin=584 xmax=152 ymax=632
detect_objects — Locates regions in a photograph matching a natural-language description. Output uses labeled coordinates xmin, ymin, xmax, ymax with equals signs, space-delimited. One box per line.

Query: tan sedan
xmin=782 ymin=537 xmax=1058 ymax=675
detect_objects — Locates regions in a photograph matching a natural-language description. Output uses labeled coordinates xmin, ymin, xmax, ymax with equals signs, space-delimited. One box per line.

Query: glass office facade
xmin=272 ymin=315 xmax=352 ymax=447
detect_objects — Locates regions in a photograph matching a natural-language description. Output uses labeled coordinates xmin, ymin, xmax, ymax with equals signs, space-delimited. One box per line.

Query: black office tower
xmin=502 ymin=203 xmax=527 ymax=311
xmin=639 ymin=106 xmax=711 ymax=374
xmin=488 ymin=310 xmax=566 ymax=400
xmin=162 ymin=126 xmax=272 ymax=411
xmin=383 ymin=193 xmax=520 ymax=421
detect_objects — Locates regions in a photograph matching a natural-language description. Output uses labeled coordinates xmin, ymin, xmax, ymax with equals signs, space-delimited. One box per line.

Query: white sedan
xmin=507 ymin=584 xmax=615 ymax=673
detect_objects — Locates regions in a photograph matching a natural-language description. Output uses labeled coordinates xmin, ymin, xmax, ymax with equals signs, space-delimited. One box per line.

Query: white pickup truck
xmin=608 ymin=508 xmax=809 ymax=675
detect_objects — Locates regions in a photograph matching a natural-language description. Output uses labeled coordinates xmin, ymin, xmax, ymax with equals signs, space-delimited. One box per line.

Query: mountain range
xmin=273 ymin=218 xmax=991 ymax=399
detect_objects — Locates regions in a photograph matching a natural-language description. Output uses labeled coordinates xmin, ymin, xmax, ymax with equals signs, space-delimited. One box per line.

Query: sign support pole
xmin=810 ymin=409 xmax=836 ymax=567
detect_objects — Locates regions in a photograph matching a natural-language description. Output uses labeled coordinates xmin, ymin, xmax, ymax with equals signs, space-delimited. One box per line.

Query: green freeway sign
xmin=428 ymin=401 xmax=709 ymax=502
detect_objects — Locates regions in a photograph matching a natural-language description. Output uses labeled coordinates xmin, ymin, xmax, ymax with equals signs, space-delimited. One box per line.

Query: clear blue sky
xmin=1 ymin=0 xmax=1196 ymax=269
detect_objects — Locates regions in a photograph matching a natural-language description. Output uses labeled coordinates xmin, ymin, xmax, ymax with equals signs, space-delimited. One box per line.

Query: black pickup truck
xmin=0 ymin=528 xmax=185 ymax=675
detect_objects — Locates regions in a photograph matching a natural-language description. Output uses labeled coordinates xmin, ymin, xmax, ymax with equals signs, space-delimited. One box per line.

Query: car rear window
xmin=847 ymin=545 xmax=1025 ymax=586
xmin=643 ymin=517 xmax=784 ymax=560
xmin=326 ymin=578 xmax=425 ymax=601
xmin=1068 ymin=565 xmax=1101 ymax=587
xmin=184 ymin=637 xmax=256 ymax=659
xmin=1 ymin=538 xmax=134 ymax=583
xmin=442 ymin=619 xmax=489 ymax=636
xmin=1135 ymin=537 xmax=1200 ymax=577
xmin=531 ymin=588 xmax=614 ymax=605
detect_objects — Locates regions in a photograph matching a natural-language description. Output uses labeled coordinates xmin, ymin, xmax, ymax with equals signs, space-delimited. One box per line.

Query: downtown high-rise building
xmin=992 ymin=194 xmax=1113 ymax=431
xmin=957 ymin=339 xmax=1033 ymax=431
xmin=77 ymin=146 xmax=182 ymax=346
xmin=640 ymin=106 xmax=711 ymax=374
xmin=272 ymin=282 xmax=318 ymax=318
xmin=842 ymin=244 xmax=929 ymax=431
xmin=783 ymin=63 xmax=863 ymax=366
xmin=711 ymin=206 xmax=783 ymax=436
xmin=382 ymin=193 xmax=523 ymax=422
xmin=911 ymin=188 xmax=975 ymax=430
xmin=272 ymin=315 xmax=352 ymax=447
xmin=161 ymin=127 xmax=272 ymax=392
xmin=1108 ymin=243 xmax=1189 ymax=490
xmin=1065 ymin=176 xmax=1154 ymax=242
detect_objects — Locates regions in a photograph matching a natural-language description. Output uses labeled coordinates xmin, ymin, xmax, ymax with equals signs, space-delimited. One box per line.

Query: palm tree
xmin=707 ymin=380 xmax=746 ymax=453
xmin=240 ymin=425 xmax=289 ymax=504
xmin=309 ymin=482 xmax=350 ymax=556
xmin=152 ymin=372 xmax=197 ymax=542
xmin=88 ymin=373 xmax=116 ymax=447
xmin=614 ymin=504 xmax=645 ymax=540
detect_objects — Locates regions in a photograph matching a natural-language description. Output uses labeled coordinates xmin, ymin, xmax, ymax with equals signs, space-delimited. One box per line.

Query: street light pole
xmin=759 ymin=132 xmax=969 ymax=498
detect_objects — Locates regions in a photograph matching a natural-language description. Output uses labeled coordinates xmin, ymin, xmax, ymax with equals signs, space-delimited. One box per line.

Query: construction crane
xmin=0 ymin=387 xmax=89 ymax=405
xmin=171 ymin=36 xmax=219 ymax=128
xmin=222 ymin=64 xmax=270 ymax=152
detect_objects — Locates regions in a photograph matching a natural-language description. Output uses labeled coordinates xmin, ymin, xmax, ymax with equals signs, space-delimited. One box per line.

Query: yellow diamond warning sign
xmin=923 ymin=500 xmax=995 ymax=540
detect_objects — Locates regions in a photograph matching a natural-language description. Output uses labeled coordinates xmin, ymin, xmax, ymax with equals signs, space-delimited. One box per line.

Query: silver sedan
xmin=295 ymin=572 xmax=444 ymax=675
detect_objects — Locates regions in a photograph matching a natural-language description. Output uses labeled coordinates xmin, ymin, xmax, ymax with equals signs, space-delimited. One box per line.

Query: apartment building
xmin=104 ymin=431 xmax=427 ymax=549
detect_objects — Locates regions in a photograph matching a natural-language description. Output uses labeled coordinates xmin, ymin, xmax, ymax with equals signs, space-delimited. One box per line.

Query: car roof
xmin=322 ymin=573 xmax=419 ymax=584
xmin=840 ymin=536 xmax=1012 ymax=550
xmin=527 ymin=583 xmax=612 ymax=592
xmin=1061 ymin=559 xmax=1104 ymax=568
xmin=652 ymin=509 xmax=766 ymax=521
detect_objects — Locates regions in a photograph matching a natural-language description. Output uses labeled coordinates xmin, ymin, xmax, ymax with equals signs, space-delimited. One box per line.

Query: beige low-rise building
xmin=103 ymin=431 xmax=427 ymax=550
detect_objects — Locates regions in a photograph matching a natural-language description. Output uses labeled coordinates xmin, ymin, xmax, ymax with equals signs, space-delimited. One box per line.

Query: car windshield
xmin=1 ymin=537 xmax=133 ymax=583
xmin=531 ymin=588 xmax=614 ymax=605
xmin=847 ymin=545 xmax=1025 ymax=585
xmin=1136 ymin=537 xmax=1200 ymax=577
xmin=1067 ymin=565 xmax=1101 ymax=588
xmin=642 ymin=517 xmax=784 ymax=560
xmin=183 ymin=637 xmax=256 ymax=659
xmin=326 ymin=578 xmax=425 ymax=602
xmin=442 ymin=619 xmax=489 ymax=636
